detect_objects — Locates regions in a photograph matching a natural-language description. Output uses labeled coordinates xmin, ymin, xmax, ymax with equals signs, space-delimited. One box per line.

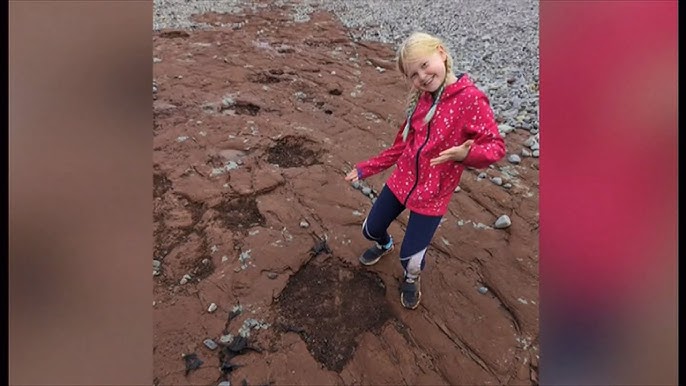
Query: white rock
xmin=507 ymin=154 xmax=521 ymax=164
xmin=208 ymin=303 xmax=218 ymax=313
xmin=495 ymin=215 xmax=512 ymax=229
xmin=498 ymin=124 xmax=514 ymax=133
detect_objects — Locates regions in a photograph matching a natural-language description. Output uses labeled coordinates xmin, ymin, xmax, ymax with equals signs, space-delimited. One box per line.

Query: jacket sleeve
xmin=460 ymin=94 xmax=506 ymax=169
xmin=356 ymin=120 xmax=411 ymax=179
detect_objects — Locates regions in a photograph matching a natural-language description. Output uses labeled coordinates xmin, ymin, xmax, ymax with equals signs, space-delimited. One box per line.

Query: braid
xmin=423 ymin=73 xmax=448 ymax=125
xmin=397 ymin=32 xmax=457 ymax=142
xmin=401 ymin=89 xmax=421 ymax=141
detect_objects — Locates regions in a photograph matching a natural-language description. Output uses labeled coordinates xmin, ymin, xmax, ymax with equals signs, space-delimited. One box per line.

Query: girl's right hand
xmin=345 ymin=169 xmax=360 ymax=182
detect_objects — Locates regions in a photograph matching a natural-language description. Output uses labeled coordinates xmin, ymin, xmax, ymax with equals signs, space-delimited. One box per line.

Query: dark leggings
xmin=362 ymin=185 xmax=442 ymax=276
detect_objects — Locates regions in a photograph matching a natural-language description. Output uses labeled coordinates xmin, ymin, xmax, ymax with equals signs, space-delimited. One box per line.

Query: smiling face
xmin=402 ymin=47 xmax=448 ymax=93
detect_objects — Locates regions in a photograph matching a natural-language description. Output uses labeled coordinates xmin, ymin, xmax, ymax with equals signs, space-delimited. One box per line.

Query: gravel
xmin=153 ymin=0 xmax=539 ymax=132
xmin=309 ymin=0 xmax=539 ymax=130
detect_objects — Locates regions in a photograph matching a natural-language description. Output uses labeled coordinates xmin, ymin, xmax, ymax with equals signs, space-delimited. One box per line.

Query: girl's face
xmin=404 ymin=47 xmax=448 ymax=93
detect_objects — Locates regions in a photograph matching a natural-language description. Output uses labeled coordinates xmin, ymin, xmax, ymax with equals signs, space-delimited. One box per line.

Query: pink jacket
xmin=356 ymin=74 xmax=506 ymax=216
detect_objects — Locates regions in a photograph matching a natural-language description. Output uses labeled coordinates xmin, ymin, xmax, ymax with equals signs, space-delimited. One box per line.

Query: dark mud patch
xmin=266 ymin=136 xmax=323 ymax=168
xmin=154 ymin=173 xmax=173 ymax=198
xmin=215 ymin=196 xmax=266 ymax=230
xmin=275 ymin=256 xmax=391 ymax=372
xmin=247 ymin=71 xmax=282 ymax=84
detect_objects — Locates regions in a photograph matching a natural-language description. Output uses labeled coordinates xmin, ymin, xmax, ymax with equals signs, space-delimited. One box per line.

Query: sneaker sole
xmin=400 ymin=290 xmax=422 ymax=310
xmin=359 ymin=245 xmax=394 ymax=266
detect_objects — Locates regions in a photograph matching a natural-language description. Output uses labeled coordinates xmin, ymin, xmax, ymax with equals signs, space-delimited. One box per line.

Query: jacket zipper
xmin=404 ymin=122 xmax=431 ymax=206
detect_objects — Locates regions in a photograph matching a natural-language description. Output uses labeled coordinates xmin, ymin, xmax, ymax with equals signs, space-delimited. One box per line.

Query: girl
xmin=345 ymin=32 xmax=506 ymax=310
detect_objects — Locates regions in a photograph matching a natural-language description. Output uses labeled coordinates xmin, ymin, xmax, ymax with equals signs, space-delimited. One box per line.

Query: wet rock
xmin=182 ymin=353 xmax=203 ymax=375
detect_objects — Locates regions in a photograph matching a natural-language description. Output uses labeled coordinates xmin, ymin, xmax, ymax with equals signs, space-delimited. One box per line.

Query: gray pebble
xmin=203 ymin=339 xmax=218 ymax=350
xmin=491 ymin=177 xmax=503 ymax=186
xmin=521 ymin=148 xmax=532 ymax=157
xmin=507 ymin=154 xmax=521 ymax=164
xmin=153 ymin=259 xmax=161 ymax=269
xmin=299 ymin=220 xmax=309 ymax=228
xmin=503 ymin=183 xmax=513 ymax=189
xmin=454 ymin=186 xmax=461 ymax=192
xmin=494 ymin=215 xmax=512 ymax=229
xmin=208 ymin=303 xmax=218 ymax=313
xmin=219 ymin=334 xmax=234 ymax=344
xmin=218 ymin=381 xmax=231 ymax=386
xmin=362 ymin=187 xmax=372 ymax=195
xmin=523 ymin=136 xmax=537 ymax=148
xmin=267 ymin=272 xmax=278 ymax=280
xmin=498 ymin=124 xmax=514 ymax=133
xmin=532 ymin=150 xmax=540 ymax=158
xmin=478 ymin=286 xmax=489 ymax=294
xmin=478 ymin=172 xmax=487 ymax=180
xmin=530 ymin=141 xmax=539 ymax=150
xmin=530 ymin=129 xmax=539 ymax=135
xmin=352 ymin=181 xmax=361 ymax=189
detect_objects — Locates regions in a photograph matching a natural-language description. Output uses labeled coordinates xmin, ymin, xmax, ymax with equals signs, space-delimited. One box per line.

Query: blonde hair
xmin=396 ymin=32 xmax=456 ymax=141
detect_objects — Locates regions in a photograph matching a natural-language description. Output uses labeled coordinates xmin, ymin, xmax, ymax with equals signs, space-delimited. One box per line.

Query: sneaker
xmin=359 ymin=241 xmax=394 ymax=266
xmin=400 ymin=276 xmax=421 ymax=310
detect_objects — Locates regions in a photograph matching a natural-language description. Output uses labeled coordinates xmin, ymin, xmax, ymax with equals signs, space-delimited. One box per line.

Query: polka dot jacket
xmin=356 ymin=74 xmax=506 ymax=216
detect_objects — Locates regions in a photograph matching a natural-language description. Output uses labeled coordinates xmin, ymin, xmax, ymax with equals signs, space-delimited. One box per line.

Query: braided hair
xmin=396 ymin=32 xmax=456 ymax=141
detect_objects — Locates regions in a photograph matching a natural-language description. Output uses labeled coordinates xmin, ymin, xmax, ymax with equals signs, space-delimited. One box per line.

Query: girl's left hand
xmin=430 ymin=140 xmax=474 ymax=166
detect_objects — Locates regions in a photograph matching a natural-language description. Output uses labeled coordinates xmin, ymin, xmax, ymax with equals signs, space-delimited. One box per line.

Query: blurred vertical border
xmin=9 ymin=1 xmax=152 ymax=384
xmin=540 ymin=1 xmax=677 ymax=385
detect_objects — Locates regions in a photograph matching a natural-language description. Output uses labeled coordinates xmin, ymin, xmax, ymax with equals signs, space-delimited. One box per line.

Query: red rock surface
xmin=153 ymin=3 xmax=539 ymax=385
